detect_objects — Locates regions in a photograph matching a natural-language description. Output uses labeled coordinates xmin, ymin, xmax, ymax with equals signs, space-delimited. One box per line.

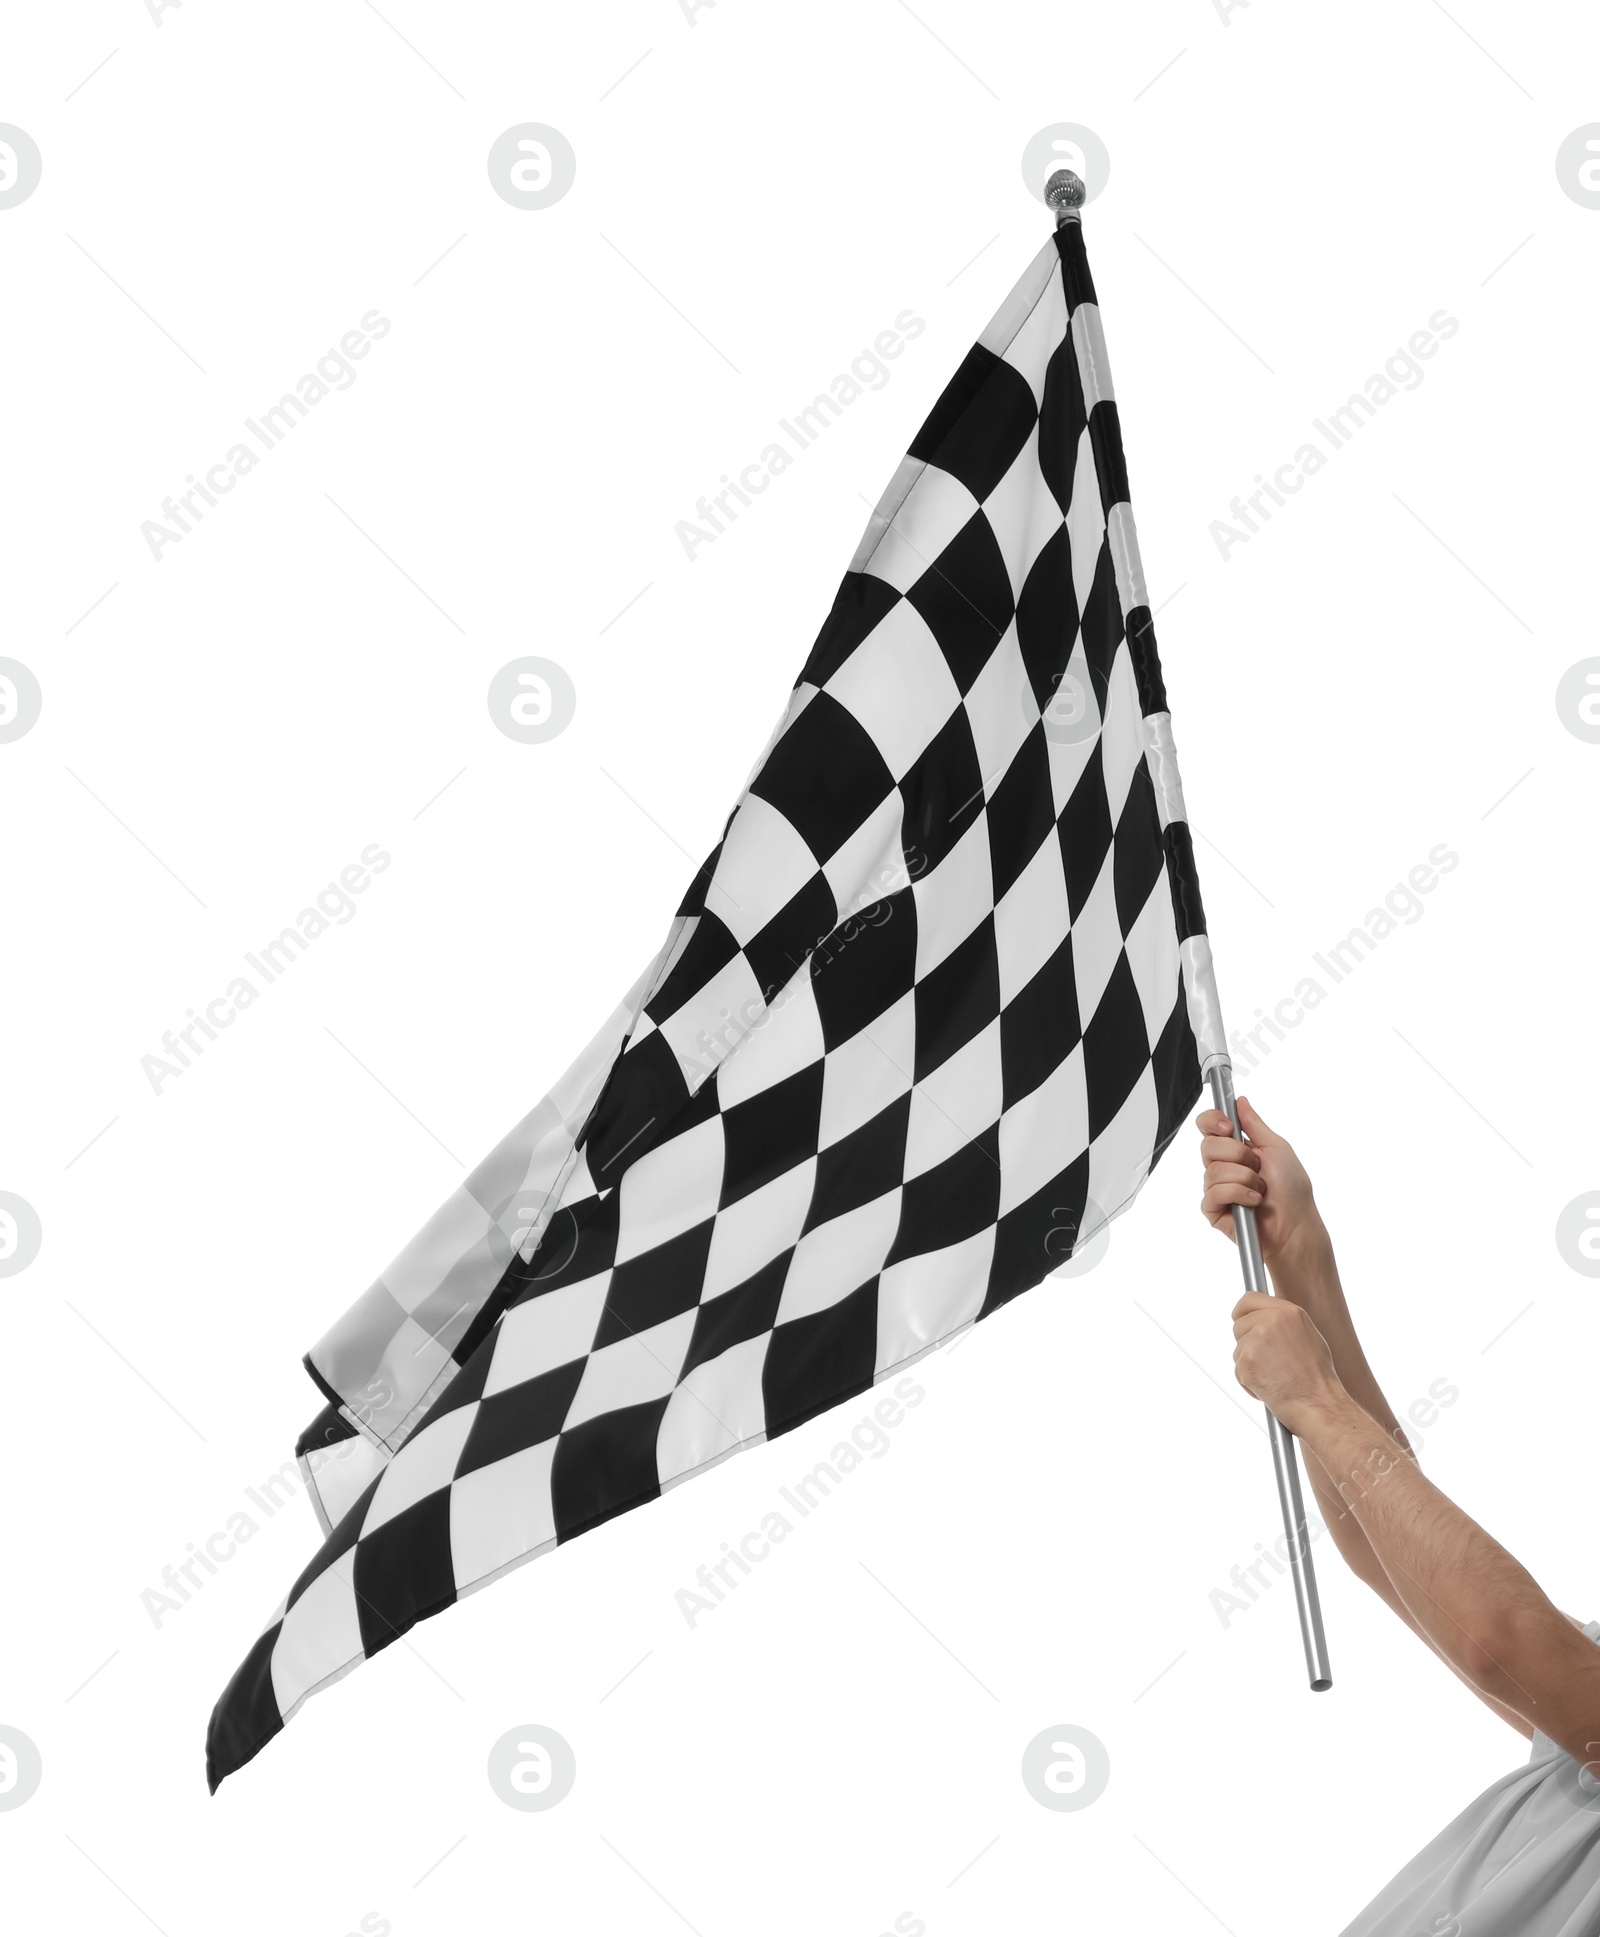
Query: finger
xmin=1201 ymin=1139 xmax=1260 ymax=1172
xmin=1204 ymin=1202 xmax=1261 ymax=1248
xmin=1235 ymin=1095 xmax=1281 ymax=1148
xmin=1201 ymin=1174 xmax=1262 ymax=1210
xmin=1234 ymin=1300 xmax=1294 ymax=1341
xmin=1194 ymin=1108 xmax=1234 ymax=1138
xmin=1202 ymin=1199 xmax=1237 ymax=1237
xmin=1231 ymin=1290 xmax=1273 ymax=1321
xmin=1205 ymin=1161 xmax=1265 ymax=1193
xmin=1203 ymin=1183 xmax=1266 ymax=1225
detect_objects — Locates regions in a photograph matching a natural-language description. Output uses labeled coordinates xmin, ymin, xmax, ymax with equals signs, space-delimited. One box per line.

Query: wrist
xmin=1266 ymin=1221 xmax=1338 ymax=1303
xmin=1286 ymin=1386 xmax=1371 ymax=1456
xmin=1284 ymin=1384 xmax=1369 ymax=1451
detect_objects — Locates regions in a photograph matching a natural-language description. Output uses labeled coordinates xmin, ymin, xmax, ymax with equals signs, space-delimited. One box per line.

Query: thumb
xmin=1235 ymin=1095 xmax=1282 ymax=1147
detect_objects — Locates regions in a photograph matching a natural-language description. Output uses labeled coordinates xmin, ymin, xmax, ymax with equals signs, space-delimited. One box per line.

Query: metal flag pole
xmin=1045 ymin=168 xmax=1333 ymax=1694
xmin=1205 ymin=1058 xmax=1333 ymax=1692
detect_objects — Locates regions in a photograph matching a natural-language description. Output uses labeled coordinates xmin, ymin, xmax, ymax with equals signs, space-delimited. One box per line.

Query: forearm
xmin=1295 ymin=1407 xmax=1537 ymax=1736
xmin=1297 ymin=1391 xmax=1600 ymax=1764
xmin=1268 ymin=1228 xmax=1405 ymax=1444
xmin=1264 ymin=1228 xmax=1414 ymax=1593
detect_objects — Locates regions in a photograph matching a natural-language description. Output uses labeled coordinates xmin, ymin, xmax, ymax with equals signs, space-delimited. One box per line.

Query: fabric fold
xmin=209 ymin=218 xmax=1212 ymax=1789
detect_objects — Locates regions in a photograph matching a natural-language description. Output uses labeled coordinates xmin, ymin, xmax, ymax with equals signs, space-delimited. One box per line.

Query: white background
xmin=4 ymin=1 xmax=1598 ymax=1931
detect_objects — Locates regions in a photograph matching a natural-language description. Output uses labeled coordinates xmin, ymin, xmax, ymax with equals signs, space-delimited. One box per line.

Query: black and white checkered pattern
xmin=208 ymin=221 xmax=1221 ymax=1789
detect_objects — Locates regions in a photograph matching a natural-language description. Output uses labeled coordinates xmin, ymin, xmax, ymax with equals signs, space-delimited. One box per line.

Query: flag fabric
xmin=207 ymin=215 xmax=1226 ymax=1789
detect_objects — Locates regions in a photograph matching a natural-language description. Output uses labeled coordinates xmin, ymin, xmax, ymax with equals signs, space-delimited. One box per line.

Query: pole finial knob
xmin=1044 ymin=168 xmax=1086 ymax=223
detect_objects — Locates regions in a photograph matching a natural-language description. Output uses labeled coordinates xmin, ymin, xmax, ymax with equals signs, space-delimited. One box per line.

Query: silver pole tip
xmin=1044 ymin=168 xmax=1086 ymax=223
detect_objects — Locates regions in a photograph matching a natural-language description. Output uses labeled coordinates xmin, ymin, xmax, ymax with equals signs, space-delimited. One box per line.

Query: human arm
xmin=1196 ymin=1100 xmax=1421 ymax=1597
xmin=1230 ymin=1287 xmax=1600 ymax=1770
xmin=1197 ymin=1098 xmax=1545 ymax=1737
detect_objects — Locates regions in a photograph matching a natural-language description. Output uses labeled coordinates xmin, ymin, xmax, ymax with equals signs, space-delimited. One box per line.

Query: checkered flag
xmin=208 ymin=217 xmax=1227 ymax=1788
